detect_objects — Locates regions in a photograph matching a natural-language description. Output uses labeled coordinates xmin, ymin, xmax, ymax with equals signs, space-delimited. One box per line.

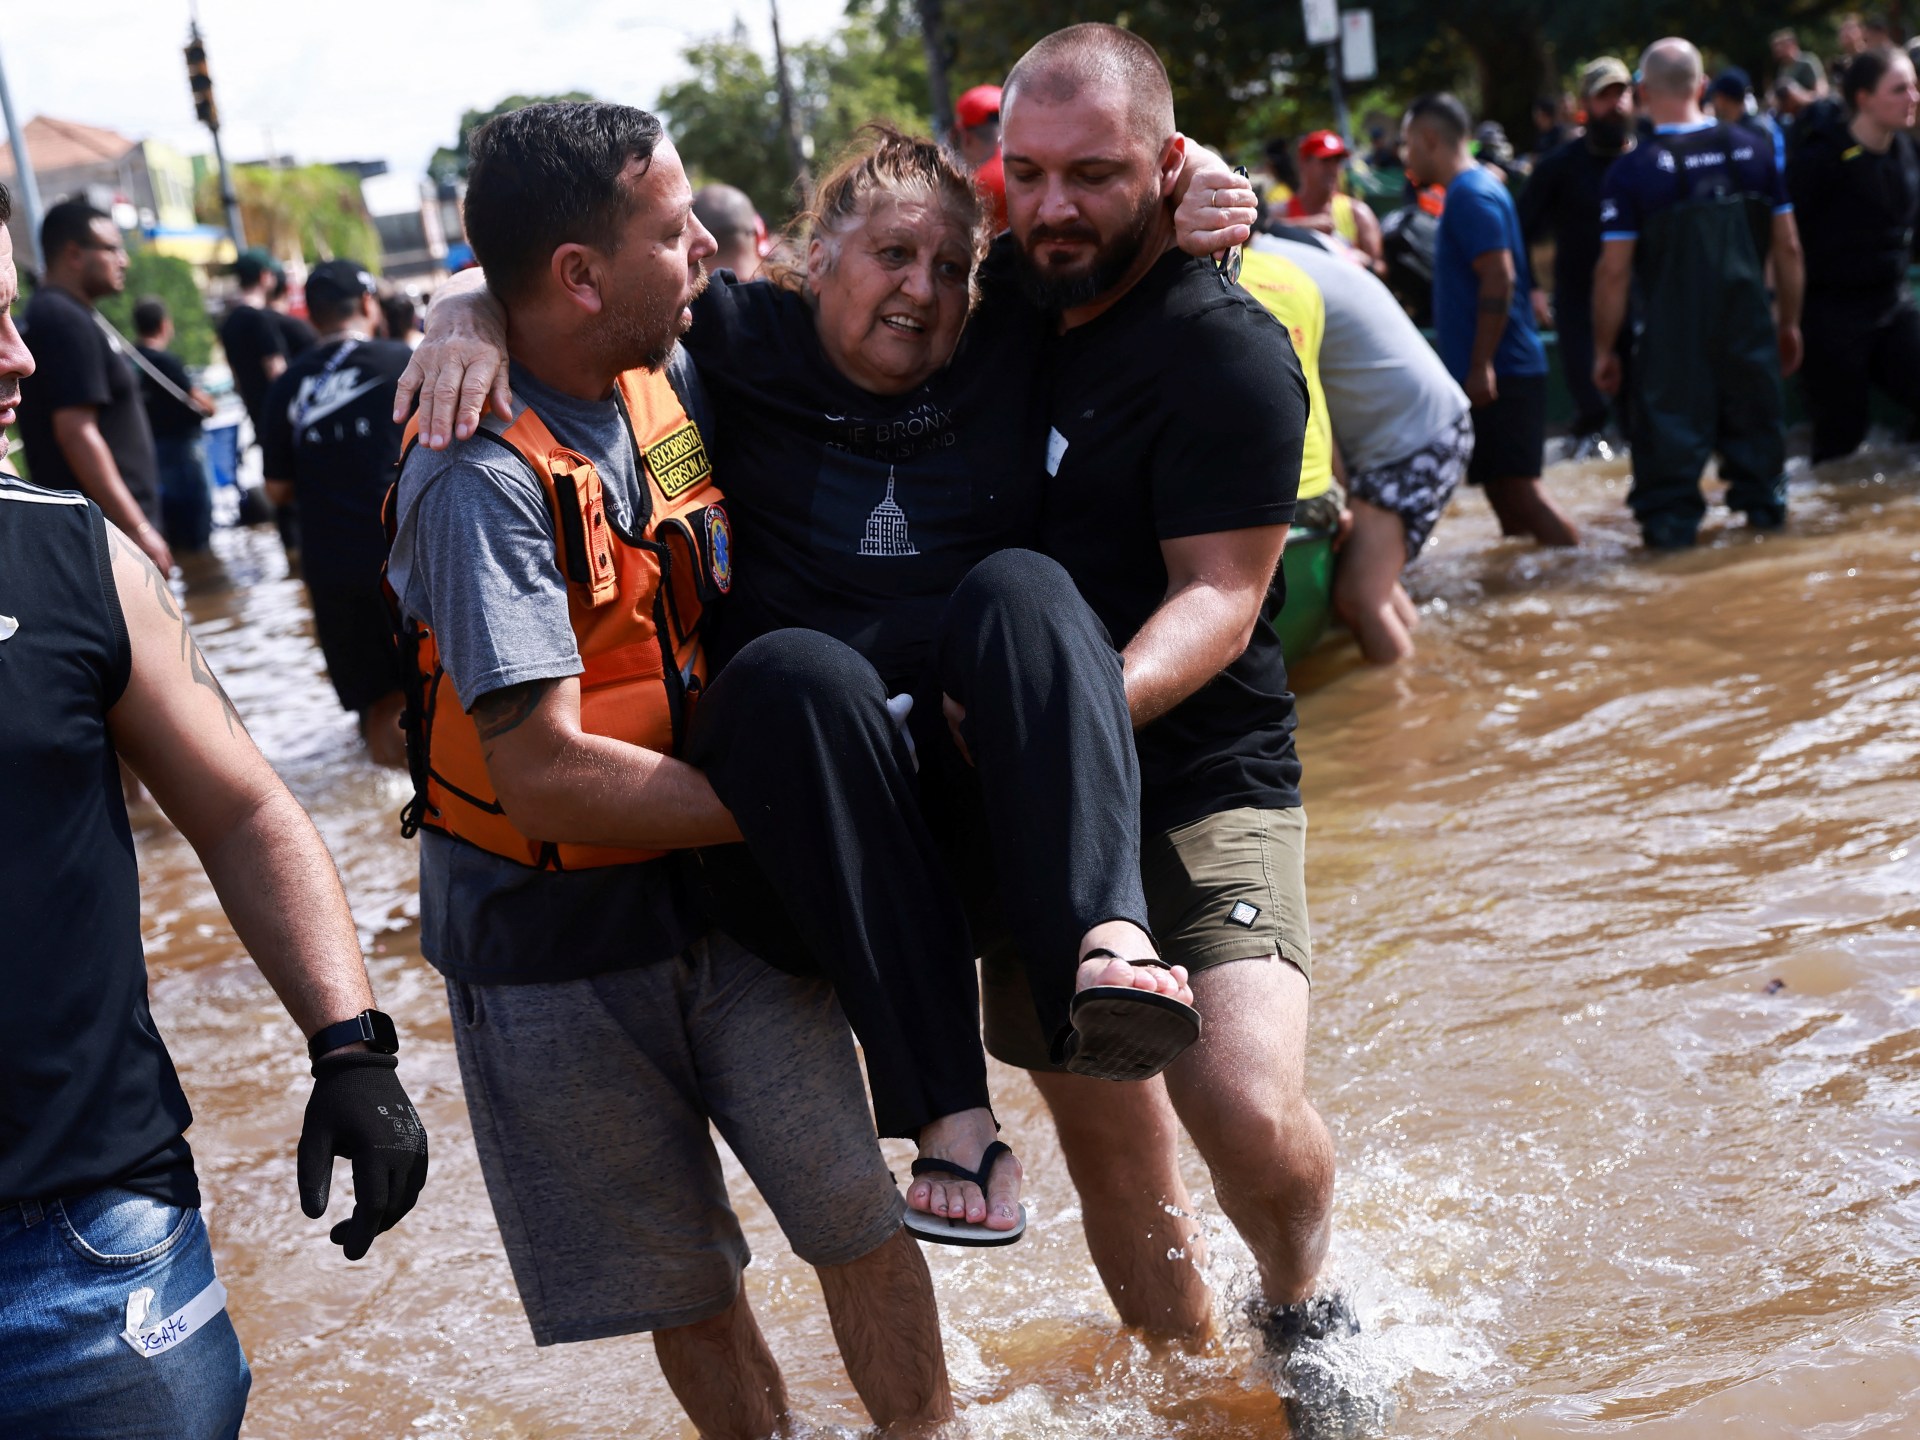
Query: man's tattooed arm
xmin=108 ymin=524 xmax=246 ymax=736
xmin=473 ymin=678 xmax=559 ymax=751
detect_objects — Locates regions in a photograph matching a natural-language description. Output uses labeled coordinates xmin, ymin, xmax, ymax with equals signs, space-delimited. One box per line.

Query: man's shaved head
xmin=1640 ymin=37 xmax=1704 ymax=98
xmin=1003 ymin=22 xmax=1175 ymax=144
xmin=692 ymin=183 xmax=758 ymax=244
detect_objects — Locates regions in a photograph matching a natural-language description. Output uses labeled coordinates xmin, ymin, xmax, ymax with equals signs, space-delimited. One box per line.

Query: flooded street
xmin=142 ymin=453 xmax=1920 ymax=1438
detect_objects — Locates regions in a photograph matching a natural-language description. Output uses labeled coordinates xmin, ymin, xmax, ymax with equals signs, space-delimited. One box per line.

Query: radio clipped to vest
xmin=382 ymin=366 xmax=726 ymax=871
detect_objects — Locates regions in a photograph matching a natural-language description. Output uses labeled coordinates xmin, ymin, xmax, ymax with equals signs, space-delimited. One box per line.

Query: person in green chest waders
xmin=1592 ymin=36 xmax=1807 ymax=550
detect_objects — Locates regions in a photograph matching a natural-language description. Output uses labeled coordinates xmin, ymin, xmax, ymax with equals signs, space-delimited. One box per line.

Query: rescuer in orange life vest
xmin=381 ymin=102 xmax=958 ymax=1438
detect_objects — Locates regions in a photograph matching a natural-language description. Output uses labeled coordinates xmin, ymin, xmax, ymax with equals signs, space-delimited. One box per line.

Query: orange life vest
xmin=387 ymin=364 xmax=730 ymax=871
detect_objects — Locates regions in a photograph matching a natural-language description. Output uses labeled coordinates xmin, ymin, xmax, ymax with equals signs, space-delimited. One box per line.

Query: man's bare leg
xmin=1485 ymin=475 xmax=1580 ymax=547
xmin=1389 ymin=583 xmax=1420 ymax=631
xmin=1030 ymin=1070 xmax=1214 ymax=1339
xmin=1160 ymin=958 xmax=1335 ymax=1307
xmin=1332 ymin=501 xmax=1417 ymax=664
xmin=817 ymin=1227 xmax=960 ymax=1436
xmin=653 ymin=1285 xmax=790 ymax=1440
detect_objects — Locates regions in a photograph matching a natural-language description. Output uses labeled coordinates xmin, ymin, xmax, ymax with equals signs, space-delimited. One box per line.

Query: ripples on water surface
xmin=140 ymin=454 xmax=1920 ymax=1438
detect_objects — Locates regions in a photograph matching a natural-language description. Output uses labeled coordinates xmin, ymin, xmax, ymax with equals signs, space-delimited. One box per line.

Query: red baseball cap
xmin=955 ymin=84 xmax=1003 ymax=130
xmin=1298 ymin=130 xmax=1349 ymax=160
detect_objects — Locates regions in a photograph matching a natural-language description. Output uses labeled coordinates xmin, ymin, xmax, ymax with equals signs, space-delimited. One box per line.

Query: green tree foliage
xmin=428 ymin=91 xmax=598 ymax=185
xmin=201 ymin=166 xmax=383 ymax=272
xmin=929 ymin=1 xmax=1862 ymax=158
xmin=98 ymin=248 xmax=216 ymax=368
xmin=658 ymin=13 xmax=929 ymax=226
xmin=796 ymin=12 xmax=929 ymax=174
xmin=655 ymin=28 xmax=792 ymax=221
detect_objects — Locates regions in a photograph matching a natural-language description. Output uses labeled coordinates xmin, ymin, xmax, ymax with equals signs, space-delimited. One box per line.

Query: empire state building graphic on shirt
xmin=858 ymin=468 xmax=919 ymax=556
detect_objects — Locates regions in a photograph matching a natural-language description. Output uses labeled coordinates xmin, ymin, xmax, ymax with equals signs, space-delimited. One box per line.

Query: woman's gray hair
xmin=765 ymin=124 xmax=990 ymax=307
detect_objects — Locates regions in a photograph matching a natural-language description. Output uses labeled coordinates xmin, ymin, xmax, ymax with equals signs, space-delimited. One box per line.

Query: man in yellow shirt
xmin=1236 ymin=247 xmax=1334 ymax=511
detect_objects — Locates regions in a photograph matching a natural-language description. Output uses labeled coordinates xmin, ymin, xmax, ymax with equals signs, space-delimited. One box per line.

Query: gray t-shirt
xmin=389 ymin=353 xmax=710 ymax=985
xmin=1253 ymin=234 xmax=1470 ymax=473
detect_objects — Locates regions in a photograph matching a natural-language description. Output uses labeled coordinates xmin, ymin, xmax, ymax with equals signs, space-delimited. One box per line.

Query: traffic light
xmin=185 ymin=27 xmax=218 ymax=130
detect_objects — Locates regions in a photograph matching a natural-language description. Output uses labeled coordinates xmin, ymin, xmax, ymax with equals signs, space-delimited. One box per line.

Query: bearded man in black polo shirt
xmin=981 ymin=23 xmax=1363 ymax=1429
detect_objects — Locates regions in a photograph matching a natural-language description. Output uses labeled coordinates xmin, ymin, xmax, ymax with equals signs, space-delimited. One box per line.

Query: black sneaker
xmin=1252 ymin=1291 xmax=1361 ymax=1349
xmin=1639 ymin=514 xmax=1698 ymax=551
xmin=1743 ymin=503 xmax=1787 ymax=532
xmin=1250 ymin=1293 xmax=1385 ymax=1439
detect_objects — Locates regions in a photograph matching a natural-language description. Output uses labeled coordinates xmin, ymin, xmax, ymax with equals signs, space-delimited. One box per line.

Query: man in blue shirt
xmin=1406 ymin=93 xmax=1580 ymax=547
xmin=1593 ymin=37 xmax=1806 ymax=549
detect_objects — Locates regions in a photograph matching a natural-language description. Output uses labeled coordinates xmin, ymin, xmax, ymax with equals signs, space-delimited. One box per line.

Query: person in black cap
xmin=1709 ymin=68 xmax=1786 ymax=171
xmin=220 ymin=249 xmax=310 ymax=563
xmin=260 ymin=260 xmax=412 ymax=765
xmin=1520 ymin=56 xmax=1639 ymax=452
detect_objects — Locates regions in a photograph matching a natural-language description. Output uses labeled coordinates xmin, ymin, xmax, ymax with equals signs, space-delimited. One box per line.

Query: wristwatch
xmin=307 ymin=1009 xmax=400 ymax=1062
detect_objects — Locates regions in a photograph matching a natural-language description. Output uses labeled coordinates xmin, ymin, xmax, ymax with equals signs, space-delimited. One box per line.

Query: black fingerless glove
xmin=297 ymin=1051 xmax=430 ymax=1260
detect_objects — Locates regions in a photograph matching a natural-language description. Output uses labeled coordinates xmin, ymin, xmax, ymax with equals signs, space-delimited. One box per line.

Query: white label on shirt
xmin=121 ymin=1278 xmax=228 ymax=1358
xmin=1046 ymin=427 xmax=1069 ymax=477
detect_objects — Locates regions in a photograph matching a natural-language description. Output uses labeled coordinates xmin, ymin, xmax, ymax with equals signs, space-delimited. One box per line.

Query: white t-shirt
xmin=1253 ymin=233 xmax=1469 ymax=472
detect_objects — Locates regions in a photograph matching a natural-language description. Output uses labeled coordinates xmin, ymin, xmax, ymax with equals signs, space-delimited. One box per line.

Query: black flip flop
xmin=903 ymin=1140 xmax=1027 ymax=1247
xmin=1056 ymin=949 xmax=1202 ymax=1081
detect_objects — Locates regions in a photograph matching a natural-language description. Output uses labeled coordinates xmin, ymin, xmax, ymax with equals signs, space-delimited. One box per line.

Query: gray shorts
xmin=447 ymin=931 xmax=905 ymax=1345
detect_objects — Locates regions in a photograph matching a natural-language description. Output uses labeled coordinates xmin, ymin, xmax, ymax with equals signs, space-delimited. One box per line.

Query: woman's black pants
xmin=685 ymin=549 xmax=1149 ymax=1139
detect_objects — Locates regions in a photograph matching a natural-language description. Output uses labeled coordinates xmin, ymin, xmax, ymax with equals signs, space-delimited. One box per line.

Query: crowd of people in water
xmin=4 ymin=13 xmax=1919 ymax=1440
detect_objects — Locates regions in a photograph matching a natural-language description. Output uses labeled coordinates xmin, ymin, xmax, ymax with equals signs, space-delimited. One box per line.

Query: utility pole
xmin=0 ymin=40 xmax=46 ymax=276
xmin=769 ymin=0 xmax=811 ymax=207
xmin=916 ymin=0 xmax=954 ymax=140
xmin=1327 ymin=48 xmax=1353 ymax=152
xmin=1301 ymin=0 xmax=1352 ymax=151
xmin=184 ymin=17 xmax=246 ymax=251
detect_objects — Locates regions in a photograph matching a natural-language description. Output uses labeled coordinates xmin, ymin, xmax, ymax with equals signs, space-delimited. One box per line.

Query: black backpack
xmin=1380 ymin=205 xmax=1439 ymax=326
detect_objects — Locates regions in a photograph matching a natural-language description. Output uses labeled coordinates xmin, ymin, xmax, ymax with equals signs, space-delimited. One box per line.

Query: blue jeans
xmin=0 ymin=1189 xmax=250 ymax=1438
xmin=154 ymin=434 xmax=214 ymax=553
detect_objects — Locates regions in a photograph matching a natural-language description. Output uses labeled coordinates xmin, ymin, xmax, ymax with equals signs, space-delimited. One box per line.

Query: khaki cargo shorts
xmin=982 ymin=805 xmax=1310 ymax=1072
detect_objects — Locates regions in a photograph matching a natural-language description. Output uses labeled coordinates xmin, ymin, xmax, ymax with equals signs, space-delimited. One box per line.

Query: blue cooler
xmin=204 ymin=414 xmax=241 ymax=489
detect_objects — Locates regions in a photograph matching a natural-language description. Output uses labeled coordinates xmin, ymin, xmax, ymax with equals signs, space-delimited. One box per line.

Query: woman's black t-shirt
xmin=684 ymin=266 xmax=1050 ymax=691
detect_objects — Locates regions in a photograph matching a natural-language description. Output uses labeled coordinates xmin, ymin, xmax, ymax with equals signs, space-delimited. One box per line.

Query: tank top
xmin=0 ymin=476 xmax=198 ymax=1208
xmin=1286 ymin=191 xmax=1359 ymax=243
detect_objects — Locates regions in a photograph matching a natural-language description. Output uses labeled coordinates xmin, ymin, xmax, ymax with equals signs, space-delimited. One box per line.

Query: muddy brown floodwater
xmin=140 ymin=451 xmax=1920 ymax=1439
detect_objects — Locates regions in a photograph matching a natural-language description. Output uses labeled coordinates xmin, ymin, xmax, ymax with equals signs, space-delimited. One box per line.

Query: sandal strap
xmin=1083 ymin=947 xmax=1173 ymax=972
xmin=909 ymin=1139 xmax=1013 ymax=1188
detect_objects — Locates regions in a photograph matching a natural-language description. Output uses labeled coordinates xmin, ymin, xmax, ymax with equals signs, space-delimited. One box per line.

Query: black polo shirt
xmin=1039 ymin=248 xmax=1308 ymax=835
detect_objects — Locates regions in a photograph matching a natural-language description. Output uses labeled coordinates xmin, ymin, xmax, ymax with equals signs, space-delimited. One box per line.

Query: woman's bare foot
xmin=1077 ymin=920 xmax=1194 ymax=1007
xmin=908 ymin=1108 xmax=1023 ymax=1230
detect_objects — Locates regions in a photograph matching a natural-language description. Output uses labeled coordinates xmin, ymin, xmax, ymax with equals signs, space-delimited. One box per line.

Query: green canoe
xmin=1272 ymin=524 xmax=1337 ymax=664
